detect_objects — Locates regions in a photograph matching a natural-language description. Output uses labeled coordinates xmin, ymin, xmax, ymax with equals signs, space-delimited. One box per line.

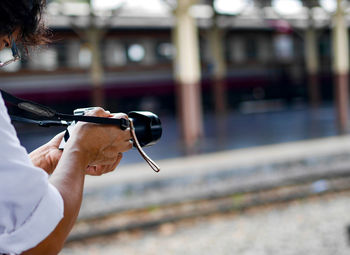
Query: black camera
xmin=128 ymin=111 xmax=162 ymax=147
xmin=1 ymin=89 xmax=161 ymax=170
xmin=59 ymin=108 xmax=162 ymax=149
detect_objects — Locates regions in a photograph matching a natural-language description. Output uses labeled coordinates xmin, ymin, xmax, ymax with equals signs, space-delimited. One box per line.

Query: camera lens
xmin=128 ymin=111 xmax=162 ymax=147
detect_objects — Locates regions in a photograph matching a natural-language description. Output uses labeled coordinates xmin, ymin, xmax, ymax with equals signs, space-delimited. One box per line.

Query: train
xmin=0 ymin=23 xmax=335 ymax=115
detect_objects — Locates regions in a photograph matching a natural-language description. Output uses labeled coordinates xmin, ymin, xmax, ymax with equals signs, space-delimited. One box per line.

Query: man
xmin=0 ymin=1 xmax=132 ymax=254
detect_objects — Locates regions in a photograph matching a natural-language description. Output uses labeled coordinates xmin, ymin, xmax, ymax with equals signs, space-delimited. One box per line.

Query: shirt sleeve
xmin=0 ymin=94 xmax=64 ymax=254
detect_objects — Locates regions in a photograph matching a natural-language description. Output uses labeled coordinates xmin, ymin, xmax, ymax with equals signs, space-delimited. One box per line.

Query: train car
xmin=0 ymin=20 xmax=334 ymax=114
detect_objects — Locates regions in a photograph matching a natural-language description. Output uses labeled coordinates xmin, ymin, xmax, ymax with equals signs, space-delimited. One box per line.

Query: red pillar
xmin=173 ymin=0 xmax=204 ymax=150
xmin=332 ymin=0 xmax=349 ymax=133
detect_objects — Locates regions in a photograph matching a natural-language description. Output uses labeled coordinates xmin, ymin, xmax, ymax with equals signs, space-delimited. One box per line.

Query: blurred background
xmin=4 ymin=0 xmax=350 ymax=254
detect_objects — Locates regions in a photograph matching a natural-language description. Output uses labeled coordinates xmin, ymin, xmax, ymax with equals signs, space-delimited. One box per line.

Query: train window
xmin=231 ymin=37 xmax=246 ymax=63
xmin=127 ymin=44 xmax=145 ymax=63
xmin=156 ymin=42 xmax=175 ymax=61
xmin=28 ymin=48 xmax=58 ymax=71
xmin=104 ymin=41 xmax=127 ymax=67
xmin=257 ymin=36 xmax=271 ymax=62
xmin=79 ymin=46 xmax=92 ymax=69
xmin=245 ymin=38 xmax=258 ymax=60
xmin=56 ymin=43 xmax=67 ymax=68
xmin=319 ymin=35 xmax=331 ymax=58
xmin=274 ymin=34 xmax=294 ymax=61
xmin=41 ymin=48 xmax=58 ymax=71
xmin=0 ymin=48 xmax=21 ymax=72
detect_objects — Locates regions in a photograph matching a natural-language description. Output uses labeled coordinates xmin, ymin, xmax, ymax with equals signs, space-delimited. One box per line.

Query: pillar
xmin=86 ymin=27 xmax=105 ymax=108
xmin=332 ymin=0 xmax=349 ymax=133
xmin=173 ymin=0 xmax=204 ymax=149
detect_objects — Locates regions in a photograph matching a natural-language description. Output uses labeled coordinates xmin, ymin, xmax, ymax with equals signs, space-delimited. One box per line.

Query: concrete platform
xmin=79 ymin=135 xmax=350 ymax=220
xmin=64 ymin=192 xmax=350 ymax=255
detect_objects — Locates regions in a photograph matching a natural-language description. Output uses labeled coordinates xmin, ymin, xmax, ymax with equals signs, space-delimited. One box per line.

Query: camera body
xmin=59 ymin=107 xmax=162 ymax=149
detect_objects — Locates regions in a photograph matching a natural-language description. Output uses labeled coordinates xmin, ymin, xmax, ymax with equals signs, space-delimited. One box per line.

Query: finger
xmin=108 ymin=153 xmax=123 ymax=171
xmin=112 ymin=153 xmax=123 ymax=170
xmin=85 ymin=166 xmax=101 ymax=176
xmin=106 ymin=137 xmax=133 ymax=153
xmin=98 ymin=165 xmax=114 ymax=174
xmin=111 ymin=128 xmax=132 ymax=141
xmin=100 ymin=149 xmax=121 ymax=160
xmin=95 ymin=165 xmax=110 ymax=174
xmin=92 ymin=157 xmax=117 ymax=166
xmin=112 ymin=113 xmax=128 ymax=120
xmin=85 ymin=107 xmax=110 ymax=118
xmin=49 ymin=131 xmax=66 ymax=147
xmin=112 ymin=140 xmax=133 ymax=153
xmin=86 ymin=165 xmax=110 ymax=176
xmin=93 ymin=148 xmax=124 ymax=165
xmin=86 ymin=153 xmax=123 ymax=176
xmin=86 ymin=165 xmax=111 ymax=176
xmin=101 ymin=153 xmax=123 ymax=174
xmin=119 ymin=130 xmax=132 ymax=141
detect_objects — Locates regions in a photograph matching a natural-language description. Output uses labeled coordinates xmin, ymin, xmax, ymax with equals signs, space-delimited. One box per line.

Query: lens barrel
xmin=128 ymin=111 xmax=162 ymax=147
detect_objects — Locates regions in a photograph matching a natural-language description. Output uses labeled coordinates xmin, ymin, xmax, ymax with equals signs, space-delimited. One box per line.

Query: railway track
xmin=67 ymin=169 xmax=350 ymax=243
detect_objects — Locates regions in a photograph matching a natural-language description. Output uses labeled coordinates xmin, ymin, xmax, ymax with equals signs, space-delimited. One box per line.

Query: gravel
xmin=62 ymin=192 xmax=350 ymax=255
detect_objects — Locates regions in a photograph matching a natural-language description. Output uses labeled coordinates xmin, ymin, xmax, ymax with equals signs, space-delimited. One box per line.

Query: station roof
xmin=46 ymin=0 xmax=348 ymax=29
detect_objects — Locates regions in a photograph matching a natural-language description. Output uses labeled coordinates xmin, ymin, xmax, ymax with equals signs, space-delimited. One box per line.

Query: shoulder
xmin=0 ymin=92 xmax=19 ymax=139
xmin=0 ymin=92 xmax=30 ymax=162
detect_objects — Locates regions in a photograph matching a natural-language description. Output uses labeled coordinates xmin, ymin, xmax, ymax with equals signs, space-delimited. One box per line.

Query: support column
xmin=305 ymin=24 xmax=321 ymax=108
xmin=86 ymin=27 xmax=105 ymax=108
xmin=208 ymin=19 xmax=228 ymax=115
xmin=332 ymin=0 xmax=349 ymax=133
xmin=173 ymin=0 xmax=204 ymax=149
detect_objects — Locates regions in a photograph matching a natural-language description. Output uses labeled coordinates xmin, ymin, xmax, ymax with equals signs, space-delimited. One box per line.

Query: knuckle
xmin=94 ymin=107 xmax=104 ymax=112
xmin=87 ymin=107 xmax=105 ymax=116
xmin=113 ymin=112 xmax=128 ymax=119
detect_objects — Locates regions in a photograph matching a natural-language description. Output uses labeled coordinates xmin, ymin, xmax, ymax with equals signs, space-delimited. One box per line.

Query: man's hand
xmin=68 ymin=108 xmax=132 ymax=168
xmin=30 ymin=109 xmax=131 ymax=176
xmin=29 ymin=132 xmax=65 ymax=175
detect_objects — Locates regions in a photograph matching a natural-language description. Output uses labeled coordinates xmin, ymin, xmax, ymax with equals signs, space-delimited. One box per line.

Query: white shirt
xmin=0 ymin=93 xmax=64 ymax=254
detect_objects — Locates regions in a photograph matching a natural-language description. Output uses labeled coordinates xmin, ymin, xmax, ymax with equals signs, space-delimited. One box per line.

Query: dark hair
xmin=0 ymin=0 xmax=49 ymax=46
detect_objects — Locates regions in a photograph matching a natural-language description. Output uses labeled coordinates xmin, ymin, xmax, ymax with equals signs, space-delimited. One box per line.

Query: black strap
xmin=9 ymin=115 xmax=69 ymax=127
xmin=0 ymin=90 xmax=129 ymax=130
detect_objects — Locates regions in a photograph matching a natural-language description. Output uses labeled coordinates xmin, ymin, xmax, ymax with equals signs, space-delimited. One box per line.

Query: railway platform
xmin=60 ymin=132 xmax=350 ymax=246
xmin=64 ymin=191 xmax=350 ymax=255
xmin=78 ymin=134 xmax=350 ymax=221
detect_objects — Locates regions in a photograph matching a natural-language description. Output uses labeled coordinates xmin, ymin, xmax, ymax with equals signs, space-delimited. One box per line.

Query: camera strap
xmin=0 ymin=89 xmax=129 ymax=129
xmin=0 ymin=89 xmax=160 ymax=173
xmin=129 ymin=120 xmax=160 ymax=172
